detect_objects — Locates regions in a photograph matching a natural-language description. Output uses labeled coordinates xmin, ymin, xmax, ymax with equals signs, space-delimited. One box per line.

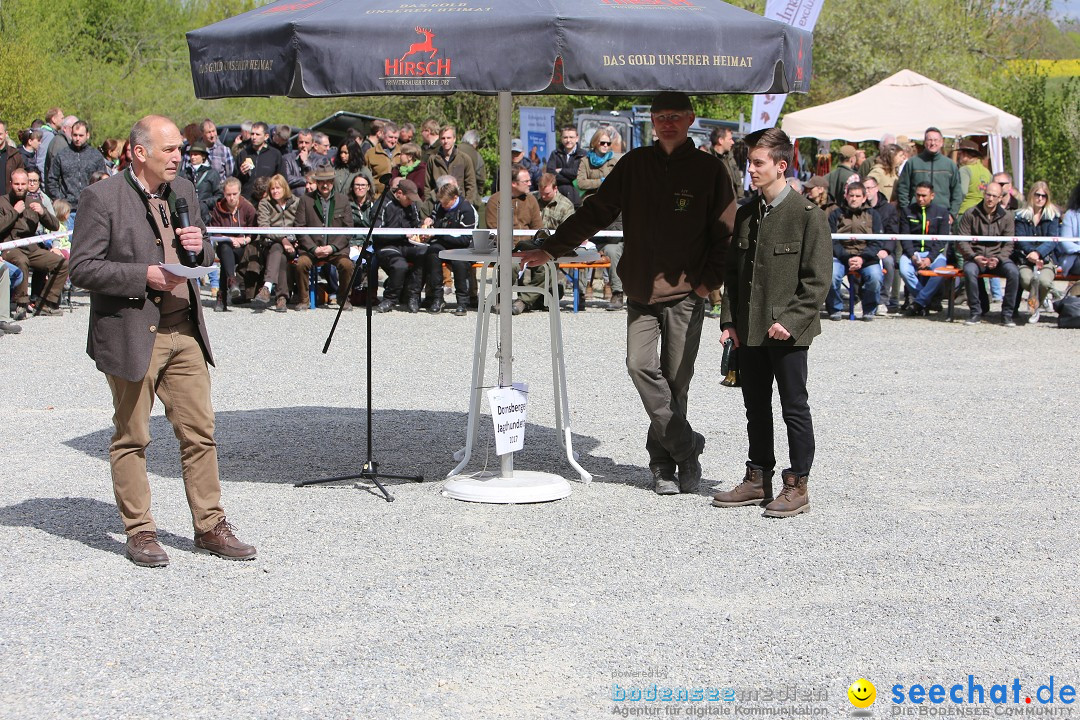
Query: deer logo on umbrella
xmin=401 ymin=27 xmax=438 ymax=62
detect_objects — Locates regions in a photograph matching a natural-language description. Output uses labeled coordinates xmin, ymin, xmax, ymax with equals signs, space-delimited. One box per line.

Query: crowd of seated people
xmin=779 ymin=127 xmax=1080 ymax=325
xmin=4 ymin=110 xmax=1080 ymax=335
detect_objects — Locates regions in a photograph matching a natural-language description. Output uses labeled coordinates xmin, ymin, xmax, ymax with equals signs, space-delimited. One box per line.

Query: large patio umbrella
xmin=187 ymin=0 xmax=813 ymax=496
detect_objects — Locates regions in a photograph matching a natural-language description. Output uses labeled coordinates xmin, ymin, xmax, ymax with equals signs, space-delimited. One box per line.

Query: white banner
xmin=519 ymin=107 xmax=556 ymax=167
xmin=749 ymin=0 xmax=826 ymax=132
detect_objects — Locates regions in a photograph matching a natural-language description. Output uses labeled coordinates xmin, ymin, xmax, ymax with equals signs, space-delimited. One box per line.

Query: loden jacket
xmin=720 ymin=188 xmax=832 ymax=346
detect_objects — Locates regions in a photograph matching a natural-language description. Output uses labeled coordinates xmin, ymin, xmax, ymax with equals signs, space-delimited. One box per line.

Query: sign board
xmin=487 ymin=383 xmax=528 ymax=456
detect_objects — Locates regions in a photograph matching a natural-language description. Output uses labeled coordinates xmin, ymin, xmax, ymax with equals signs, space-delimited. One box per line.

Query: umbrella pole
xmin=497 ymin=90 xmax=514 ymax=479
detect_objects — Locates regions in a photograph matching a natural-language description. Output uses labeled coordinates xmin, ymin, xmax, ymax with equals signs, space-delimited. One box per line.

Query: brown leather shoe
xmin=252 ymin=287 xmax=271 ymax=308
xmin=712 ymin=465 xmax=774 ymax=507
xmin=194 ymin=520 xmax=257 ymax=561
xmin=762 ymin=470 xmax=810 ymax=518
xmin=125 ymin=531 xmax=169 ymax=567
xmin=273 ymin=296 xmax=287 ymax=313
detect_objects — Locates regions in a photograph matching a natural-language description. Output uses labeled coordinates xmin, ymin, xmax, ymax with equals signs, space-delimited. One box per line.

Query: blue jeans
xmin=828 ymin=259 xmax=882 ymax=314
xmin=898 ymin=252 xmax=947 ymax=306
xmin=3 ymin=261 xmax=24 ymax=297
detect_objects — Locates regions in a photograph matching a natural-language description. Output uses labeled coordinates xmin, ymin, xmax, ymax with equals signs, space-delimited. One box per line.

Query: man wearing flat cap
xmin=293 ymin=165 xmax=355 ymax=309
xmin=518 ymin=91 xmax=737 ymax=496
xmin=825 ymin=144 xmax=859 ymax=205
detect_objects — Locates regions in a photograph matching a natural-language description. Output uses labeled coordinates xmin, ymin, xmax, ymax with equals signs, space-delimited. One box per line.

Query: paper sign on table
xmin=487 ymin=383 xmax=528 ymax=455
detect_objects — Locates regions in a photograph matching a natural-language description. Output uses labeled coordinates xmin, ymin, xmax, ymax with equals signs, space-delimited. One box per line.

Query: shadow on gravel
xmin=63 ymin=407 xmax=648 ymax=489
xmin=0 ymin=496 xmax=190 ymax=554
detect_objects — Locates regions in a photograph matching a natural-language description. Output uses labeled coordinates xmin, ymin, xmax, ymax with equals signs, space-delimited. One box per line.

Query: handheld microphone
xmin=174 ymin=197 xmax=199 ymax=268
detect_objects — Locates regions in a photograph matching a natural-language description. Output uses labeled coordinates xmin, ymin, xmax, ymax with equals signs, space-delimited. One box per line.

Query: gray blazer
xmin=720 ymin=190 xmax=832 ymax=346
xmin=70 ymin=171 xmax=215 ymax=382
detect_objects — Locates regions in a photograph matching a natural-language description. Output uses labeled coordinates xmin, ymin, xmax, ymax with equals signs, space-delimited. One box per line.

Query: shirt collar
xmin=761 ymin=183 xmax=792 ymax=214
xmin=128 ymin=169 xmax=167 ymax=200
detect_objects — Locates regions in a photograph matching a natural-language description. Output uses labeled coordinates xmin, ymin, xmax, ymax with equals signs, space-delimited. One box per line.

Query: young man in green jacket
xmin=713 ymin=128 xmax=832 ymax=518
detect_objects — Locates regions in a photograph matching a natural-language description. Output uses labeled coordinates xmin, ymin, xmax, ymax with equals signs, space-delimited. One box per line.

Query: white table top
xmin=439 ymin=248 xmax=602 ymax=264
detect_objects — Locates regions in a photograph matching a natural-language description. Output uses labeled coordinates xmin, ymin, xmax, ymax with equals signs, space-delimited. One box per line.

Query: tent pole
xmin=497 ymin=90 xmax=514 ymax=478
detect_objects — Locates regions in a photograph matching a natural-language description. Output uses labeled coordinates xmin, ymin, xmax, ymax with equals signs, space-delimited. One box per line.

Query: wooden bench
xmin=916 ymin=266 xmax=1080 ymax=322
xmin=558 ymin=259 xmax=611 ymax=312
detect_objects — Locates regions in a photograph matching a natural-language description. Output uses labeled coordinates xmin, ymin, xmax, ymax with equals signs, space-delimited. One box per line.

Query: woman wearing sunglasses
xmin=577 ymin=129 xmax=625 ymax=309
xmin=1014 ymin=180 xmax=1062 ymax=322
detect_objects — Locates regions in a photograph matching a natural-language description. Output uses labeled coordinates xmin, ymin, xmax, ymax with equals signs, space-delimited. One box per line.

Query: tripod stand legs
xmin=294 ymin=460 xmax=423 ymax=502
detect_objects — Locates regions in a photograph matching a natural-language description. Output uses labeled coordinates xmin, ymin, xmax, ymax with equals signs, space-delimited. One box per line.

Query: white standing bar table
xmin=439 ymin=247 xmax=598 ymax=503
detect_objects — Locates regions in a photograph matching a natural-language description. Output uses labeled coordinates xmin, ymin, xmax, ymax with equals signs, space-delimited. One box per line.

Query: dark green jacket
xmin=720 ymin=189 xmax=832 ymax=346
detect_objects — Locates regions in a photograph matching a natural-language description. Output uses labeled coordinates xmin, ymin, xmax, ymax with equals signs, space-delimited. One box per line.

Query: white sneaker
xmin=1028 ymin=310 xmax=1041 ymax=324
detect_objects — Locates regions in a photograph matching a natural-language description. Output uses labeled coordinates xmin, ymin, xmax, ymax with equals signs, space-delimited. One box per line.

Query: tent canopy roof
xmin=780 ymin=69 xmax=1023 ymax=141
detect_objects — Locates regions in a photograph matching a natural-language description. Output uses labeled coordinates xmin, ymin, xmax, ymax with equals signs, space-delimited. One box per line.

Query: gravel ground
xmin=1 ymin=290 xmax=1078 ymax=719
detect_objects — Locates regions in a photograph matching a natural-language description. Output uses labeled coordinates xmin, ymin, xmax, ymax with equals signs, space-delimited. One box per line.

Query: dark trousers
xmin=963 ymin=260 xmax=1018 ymax=319
xmin=626 ymin=292 xmax=705 ymax=466
xmin=738 ymin=345 xmax=814 ymax=475
xmin=377 ymin=243 xmax=428 ymax=303
xmin=216 ymin=241 xmax=264 ymax=300
xmin=425 ymin=239 xmax=471 ymax=306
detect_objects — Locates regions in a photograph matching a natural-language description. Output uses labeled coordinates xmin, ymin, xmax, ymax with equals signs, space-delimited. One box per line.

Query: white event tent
xmin=780 ymin=69 xmax=1025 ymax=189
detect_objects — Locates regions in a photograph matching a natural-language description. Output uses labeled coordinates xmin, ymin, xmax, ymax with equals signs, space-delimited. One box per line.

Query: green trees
xmin=1 ymin=0 xmax=1073 ymax=195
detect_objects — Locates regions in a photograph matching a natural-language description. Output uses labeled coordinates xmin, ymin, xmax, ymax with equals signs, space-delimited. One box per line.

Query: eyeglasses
xmin=598 ymin=141 xmax=611 ymax=147
xmin=652 ymin=113 xmax=686 ymax=124
xmin=1034 ymin=192 xmax=1048 ymax=198
xmin=984 ymin=193 xmax=1002 ymax=199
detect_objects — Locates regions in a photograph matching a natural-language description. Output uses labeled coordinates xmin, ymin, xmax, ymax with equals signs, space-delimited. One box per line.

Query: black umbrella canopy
xmin=187 ymin=0 xmax=812 ymax=99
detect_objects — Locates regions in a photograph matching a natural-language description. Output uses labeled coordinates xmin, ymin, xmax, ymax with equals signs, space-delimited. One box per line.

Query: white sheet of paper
xmin=487 ymin=383 xmax=528 ymax=455
xmin=159 ymin=263 xmax=212 ymax=279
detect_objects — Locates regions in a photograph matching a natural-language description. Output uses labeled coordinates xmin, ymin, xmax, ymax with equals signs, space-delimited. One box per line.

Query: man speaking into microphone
xmin=70 ymin=115 xmax=255 ymax=567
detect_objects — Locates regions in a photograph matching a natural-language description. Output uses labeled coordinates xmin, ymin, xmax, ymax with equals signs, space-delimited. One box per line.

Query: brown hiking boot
xmin=712 ymin=465 xmax=774 ymax=507
xmin=194 ymin=519 xmax=257 ymax=561
xmin=252 ymin=287 xmax=271 ymax=308
xmin=762 ymin=470 xmax=810 ymax=518
xmin=650 ymin=463 xmax=679 ymax=496
xmin=125 ymin=531 xmax=169 ymax=567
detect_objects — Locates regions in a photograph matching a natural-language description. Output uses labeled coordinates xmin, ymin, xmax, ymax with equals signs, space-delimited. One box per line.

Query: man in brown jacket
xmin=712 ymin=128 xmax=832 ymax=518
xmin=519 ymin=92 xmax=736 ymax=495
xmin=70 ymin=115 xmax=256 ymax=567
xmin=293 ymin=166 xmax=355 ymax=309
xmin=487 ymin=165 xmax=544 ymax=314
xmin=0 ymin=168 xmax=67 ymax=316
xmin=957 ymin=182 xmax=1018 ymax=326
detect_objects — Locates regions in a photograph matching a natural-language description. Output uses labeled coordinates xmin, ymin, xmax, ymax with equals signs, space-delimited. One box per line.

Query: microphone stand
xmin=295 ymin=176 xmax=424 ymax=501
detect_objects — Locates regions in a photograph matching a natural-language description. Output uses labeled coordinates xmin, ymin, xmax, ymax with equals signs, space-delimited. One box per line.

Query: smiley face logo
xmin=848 ymin=678 xmax=876 ymax=709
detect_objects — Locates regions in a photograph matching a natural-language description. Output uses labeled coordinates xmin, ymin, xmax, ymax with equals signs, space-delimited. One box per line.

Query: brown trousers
xmin=2 ymin=245 xmax=68 ymax=304
xmin=105 ymin=321 xmax=224 ymax=536
xmin=295 ymin=252 xmax=354 ymax=301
